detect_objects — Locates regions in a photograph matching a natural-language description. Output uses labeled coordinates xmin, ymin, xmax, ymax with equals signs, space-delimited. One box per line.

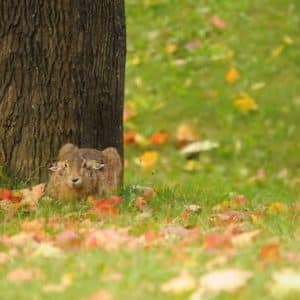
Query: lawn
xmin=1 ymin=0 xmax=300 ymax=299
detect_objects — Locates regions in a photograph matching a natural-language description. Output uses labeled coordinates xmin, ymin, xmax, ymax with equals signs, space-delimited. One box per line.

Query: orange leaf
xmin=91 ymin=196 xmax=123 ymax=216
xmin=150 ymin=131 xmax=168 ymax=145
xmin=0 ymin=188 xmax=13 ymax=201
xmin=124 ymin=132 xmax=136 ymax=145
xmin=260 ymin=243 xmax=280 ymax=261
xmin=204 ymin=233 xmax=231 ymax=251
xmin=226 ymin=67 xmax=240 ymax=84
xmin=233 ymin=194 xmax=248 ymax=206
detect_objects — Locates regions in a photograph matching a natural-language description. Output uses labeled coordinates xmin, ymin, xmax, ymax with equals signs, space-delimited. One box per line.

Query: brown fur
xmin=46 ymin=143 xmax=122 ymax=200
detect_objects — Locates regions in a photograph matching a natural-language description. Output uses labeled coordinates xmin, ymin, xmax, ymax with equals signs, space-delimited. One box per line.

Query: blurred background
xmin=124 ymin=0 xmax=299 ymax=200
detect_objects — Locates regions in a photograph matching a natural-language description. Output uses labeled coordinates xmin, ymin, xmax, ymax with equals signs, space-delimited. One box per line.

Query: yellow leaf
xmin=136 ymin=151 xmax=159 ymax=169
xmin=283 ymin=35 xmax=294 ymax=45
xmin=226 ymin=67 xmax=240 ymax=84
xmin=165 ymin=44 xmax=177 ymax=54
xmin=271 ymin=45 xmax=284 ymax=59
xmin=234 ymin=93 xmax=258 ymax=113
xmin=268 ymin=202 xmax=288 ymax=214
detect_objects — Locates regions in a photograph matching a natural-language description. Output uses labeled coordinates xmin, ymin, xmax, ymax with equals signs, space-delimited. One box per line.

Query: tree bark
xmin=0 ymin=0 xmax=126 ymax=182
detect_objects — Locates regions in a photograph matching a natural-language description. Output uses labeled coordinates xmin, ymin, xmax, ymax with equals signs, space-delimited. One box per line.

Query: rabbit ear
xmin=93 ymin=162 xmax=105 ymax=170
xmin=49 ymin=163 xmax=59 ymax=172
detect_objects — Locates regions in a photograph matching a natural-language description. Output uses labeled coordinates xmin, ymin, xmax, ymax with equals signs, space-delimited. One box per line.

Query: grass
xmin=1 ymin=0 xmax=300 ymax=299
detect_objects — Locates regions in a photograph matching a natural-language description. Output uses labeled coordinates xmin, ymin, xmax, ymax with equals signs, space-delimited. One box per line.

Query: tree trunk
xmin=0 ymin=0 xmax=126 ymax=183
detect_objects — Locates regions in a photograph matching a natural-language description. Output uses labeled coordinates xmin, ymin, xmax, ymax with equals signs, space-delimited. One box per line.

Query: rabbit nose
xmin=71 ymin=177 xmax=80 ymax=183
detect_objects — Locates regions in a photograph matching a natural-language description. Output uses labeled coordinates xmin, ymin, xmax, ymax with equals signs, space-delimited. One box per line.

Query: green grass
xmin=1 ymin=0 xmax=300 ymax=299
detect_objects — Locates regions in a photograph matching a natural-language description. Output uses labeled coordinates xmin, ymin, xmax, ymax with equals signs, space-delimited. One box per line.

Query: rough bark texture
xmin=0 ymin=0 xmax=126 ymax=182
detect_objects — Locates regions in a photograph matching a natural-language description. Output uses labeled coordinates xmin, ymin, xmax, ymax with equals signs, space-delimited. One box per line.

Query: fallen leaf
xmin=0 ymin=188 xmax=22 ymax=203
xmin=150 ymin=131 xmax=168 ymax=145
xmin=283 ymin=35 xmax=294 ymax=45
xmin=161 ymin=272 xmax=196 ymax=294
xmin=165 ymin=43 xmax=177 ymax=54
xmin=209 ymin=16 xmax=227 ymax=29
xmin=233 ymin=194 xmax=248 ymax=206
xmin=271 ymin=45 xmax=284 ymax=59
xmin=89 ymin=289 xmax=113 ymax=300
xmin=268 ymin=202 xmax=288 ymax=214
xmin=176 ymin=123 xmax=199 ymax=147
xmin=260 ymin=243 xmax=280 ymax=261
xmin=124 ymin=132 xmax=137 ymax=145
xmin=226 ymin=67 xmax=240 ymax=84
xmin=180 ymin=140 xmax=219 ymax=156
xmin=199 ymin=268 xmax=252 ymax=293
xmin=7 ymin=268 xmax=39 ymax=283
xmin=135 ymin=151 xmax=159 ymax=169
xmin=234 ymin=93 xmax=258 ymax=113
xmin=204 ymin=233 xmax=232 ymax=251
xmin=91 ymin=197 xmax=123 ymax=217
xmin=56 ymin=229 xmax=81 ymax=248
xmin=84 ymin=228 xmax=141 ymax=251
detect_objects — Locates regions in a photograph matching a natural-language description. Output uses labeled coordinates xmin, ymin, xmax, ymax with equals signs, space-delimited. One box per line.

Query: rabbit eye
xmin=64 ymin=162 xmax=68 ymax=168
xmin=82 ymin=161 xmax=87 ymax=168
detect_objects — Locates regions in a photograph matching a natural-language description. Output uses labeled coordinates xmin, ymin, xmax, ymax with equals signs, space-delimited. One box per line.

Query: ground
xmin=0 ymin=0 xmax=300 ymax=299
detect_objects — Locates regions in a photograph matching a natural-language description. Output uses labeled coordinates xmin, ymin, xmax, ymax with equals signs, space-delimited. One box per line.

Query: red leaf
xmin=0 ymin=188 xmax=13 ymax=200
xmin=234 ymin=195 xmax=248 ymax=206
xmin=91 ymin=196 xmax=123 ymax=216
xmin=204 ymin=233 xmax=231 ymax=251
